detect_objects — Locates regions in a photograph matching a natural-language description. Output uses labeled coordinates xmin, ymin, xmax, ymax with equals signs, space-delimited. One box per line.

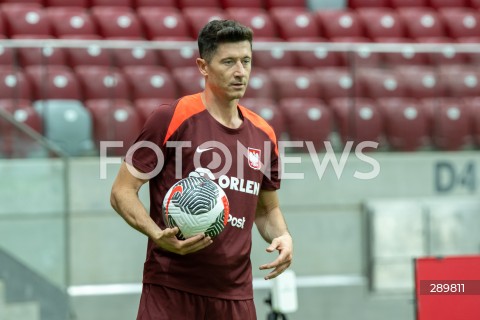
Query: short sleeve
xmin=261 ymin=139 xmax=281 ymax=191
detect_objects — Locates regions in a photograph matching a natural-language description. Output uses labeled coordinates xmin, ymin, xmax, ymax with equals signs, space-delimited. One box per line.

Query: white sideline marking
xmin=68 ymin=275 xmax=365 ymax=296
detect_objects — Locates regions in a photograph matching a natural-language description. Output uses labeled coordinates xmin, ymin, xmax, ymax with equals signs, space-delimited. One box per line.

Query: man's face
xmin=202 ymin=40 xmax=252 ymax=101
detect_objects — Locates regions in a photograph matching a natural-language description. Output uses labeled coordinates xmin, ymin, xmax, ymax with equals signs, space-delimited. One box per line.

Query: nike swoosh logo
xmin=196 ymin=146 xmax=214 ymax=153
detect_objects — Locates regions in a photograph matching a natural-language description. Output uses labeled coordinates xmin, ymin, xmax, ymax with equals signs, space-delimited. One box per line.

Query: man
xmin=110 ymin=20 xmax=293 ymax=320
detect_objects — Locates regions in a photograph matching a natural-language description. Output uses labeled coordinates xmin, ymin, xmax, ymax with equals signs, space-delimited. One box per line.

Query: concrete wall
xmin=1 ymin=151 xmax=479 ymax=320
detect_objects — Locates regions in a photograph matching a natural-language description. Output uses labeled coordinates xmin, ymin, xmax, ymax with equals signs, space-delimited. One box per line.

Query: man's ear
xmin=196 ymin=58 xmax=208 ymax=76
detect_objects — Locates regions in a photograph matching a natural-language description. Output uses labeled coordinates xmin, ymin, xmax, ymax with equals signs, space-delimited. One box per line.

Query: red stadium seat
xmin=63 ymin=35 xmax=112 ymax=67
xmin=294 ymin=38 xmax=342 ymax=68
xmin=464 ymin=97 xmax=480 ymax=146
xmin=330 ymin=97 xmax=384 ymax=147
xmin=226 ymin=8 xmax=278 ymax=39
xmin=332 ymin=37 xmax=383 ymax=67
xmin=379 ymin=38 xmax=429 ymax=66
xmin=0 ymin=39 xmax=15 ymax=66
xmin=438 ymin=8 xmax=480 ymax=39
xmin=428 ymin=0 xmax=468 ymax=9
xmin=135 ymin=98 xmax=175 ymax=123
xmin=422 ymin=98 xmax=472 ymax=150
xmin=135 ymin=0 xmax=177 ymax=7
xmin=112 ymin=47 xmax=158 ymax=67
xmin=397 ymin=8 xmax=446 ymax=39
xmin=45 ymin=0 xmax=89 ymax=7
xmin=315 ymin=67 xmax=363 ymax=101
xmin=440 ymin=65 xmax=480 ymax=98
xmin=221 ymin=0 xmax=264 ymax=8
xmin=157 ymin=42 xmax=199 ymax=70
xmin=123 ymin=66 xmax=177 ymax=100
xmin=278 ymin=98 xmax=332 ymax=151
xmin=269 ymin=68 xmax=321 ymax=99
xmin=137 ymin=7 xmax=191 ymax=40
xmin=359 ymin=68 xmax=408 ymax=99
xmin=91 ymin=7 xmax=144 ymax=39
xmin=0 ymin=12 xmax=7 ymax=36
xmin=14 ymin=37 xmax=67 ymax=67
xmin=172 ymin=67 xmax=205 ymax=96
xmin=389 ymin=0 xmax=428 ymax=7
xmin=75 ymin=66 xmax=131 ymax=100
xmin=314 ymin=9 xmax=364 ymax=39
xmin=348 ymin=0 xmax=389 ymax=8
xmin=243 ymin=68 xmax=275 ymax=100
xmin=0 ymin=67 xmax=32 ymax=100
xmin=270 ymin=8 xmax=321 ymax=40
xmin=90 ymin=0 xmax=133 ymax=7
xmin=357 ymin=8 xmax=406 ymax=40
xmin=396 ymin=65 xmax=447 ymax=99
xmin=240 ymin=98 xmax=286 ymax=138
xmin=25 ymin=65 xmax=82 ymax=100
xmin=178 ymin=0 xmax=221 ymax=8
xmin=0 ymin=99 xmax=43 ymax=158
xmin=470 ymin=0 xmax=480 ymax=9
xmin=183 ymin=8 xmax=229 ymax=38
xmin=2 ymin=6 xmax=51 ymax=37
xmin=420 ymin=38 xmax=468 ymax=65
xmin=252 ymin=38 xmax=297 ymax=69
xmin=85 ymin=99 xmax=142 ymax=156
xmin=47 ymin=7 xmax=97 ymax=37
xmin=377 ymin=97 xmax=429 ymax=151
xmin=265 ymin=0 xmax=308 ymax=8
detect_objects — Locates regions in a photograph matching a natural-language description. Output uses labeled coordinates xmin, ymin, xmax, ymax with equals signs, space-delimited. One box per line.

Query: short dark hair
xmin=198 ymin=20 xmax=253 ymax=62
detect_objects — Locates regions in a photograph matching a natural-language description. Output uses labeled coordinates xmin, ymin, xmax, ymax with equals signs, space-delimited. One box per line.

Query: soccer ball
xmin=162 ymin=176 xmax=230 ymax=240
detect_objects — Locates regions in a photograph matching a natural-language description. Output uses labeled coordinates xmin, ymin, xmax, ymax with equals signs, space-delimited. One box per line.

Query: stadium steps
xmin=0 ymin=281 xmax=41 ymax=320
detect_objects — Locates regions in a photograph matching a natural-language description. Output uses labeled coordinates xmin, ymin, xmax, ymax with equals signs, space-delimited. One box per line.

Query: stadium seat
xmin=63 ymin=35 xmax=113 ymax=67
xmin=422 ymin=97 xmax=472 ymax=150
xmin=157 ymin=43 xmax=199 ymax=70
xmin=123 ymin=65 xmax=177 ymax=100
xmin=137 ymin=7 xmax=191 ymax=40
xmin=183 ymin=8 xmax=229 ymax=38
xmin=464 ymin=97 xmax=480 ymax=146
xmin=428 ymin=0 xmax=468 ymax=9
xmin=0 ymin=39 xmax=15 ymax=65
xmin=314 ymin=9 xmax=364 ymax=39
xmin=252 ymin=38 xmax=297 ymax=69
xmin=377 ymin=97 xmax=429 ymax=151
xmin=221 ymin=0 xmax=264 ymax=8
xmin=420 ymin=38 xmax=468 ymax=65
xmin=293 ymin=38 xmax=342 ymax=68
xmin=359 ymin=68 xmax=408 ymax=99
xmin=75 ymin=66 xmax=131 ymax=100
xmin=270 ymin=8 xmax=321 ymax=40
xmin=389 ymin=0 xmax=428 ymax=7
xmin=85 ymin=99 xmax=142 ymax=156
xmin=135 ymin=0 xmax=177 ymax=7
xmin=278 ymin=98 xmax=332 ymax=151
xmin=397 ymin=8 xmax=446 ymax=39
xmin=112 ymin=47 xmax=158 ymax=67
xmin=2 ymin=6 xmax=51 ymax=37
xmin=172 ymin=67 xmax=205 ymax=96
xmin=25 ymin=65 xmax=82 ymax=100
xmin=33 ymin=99 xmax=95 ymax=156
xmin=14 ymin=38 xmax=67 ymax=67
xmin=135 ymin=98 xmax=175 ymax=123
xmin=379 ymin=38 xmax=429 ymax=66
xmin=440 ymin=66 xmax=480 ymax=98
xmin=91 ymin=7 xmax=144 ymax=39
xmin=357 ymin=8 xmax=406 ymax=40
xmin=396 ymin=65 xmax=447 ymax=99
xmin=90 ymin=0 xmax=133 ymax=7
xmin=240 ymin=98 xmax=286 ymax=138
xmin=0 ymin=67 xmax=32 ymax=100
xmin=178 ymin=0 xmax=221 ymax=8
xmin=243 ymin=68 xmax=275 ymax=100
xmin=470 ymin=0 xmax=480 ymax=9
xmin=348 ymin=0 xmax=389 ymax=8
xmin=315 ymin=67 xmax=363 ymax=102
xmin=0 ymin=99 xmax=44 ymax=158
xmin=330 ymin=97 xmax=384 ymax=147
xmin=226 ymin=8 xmax=278 ymax=39
xmin=265 ymin=0 xmax=308 ymax=8
xmin=47 ymin=7 xmax=97 ymax=38
xmin=45 ymin=0 xmax=89 ymax=7
xmin=438 ymin=8 xmax=480 ymax=39
xmin=331 ymin=37 xmax=383 ymax=67
xmin=269 ymin=68 xmax=320 ymax=100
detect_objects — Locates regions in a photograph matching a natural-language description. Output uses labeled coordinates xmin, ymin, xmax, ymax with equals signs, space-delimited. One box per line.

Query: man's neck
xmin=201 ymin=91 xmax=243 ymax=129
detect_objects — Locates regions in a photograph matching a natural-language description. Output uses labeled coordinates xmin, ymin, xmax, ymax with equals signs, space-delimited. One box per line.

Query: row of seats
xmin=1 ymin=5 xmax=480 ymax=42
xmin=349 ymin=0 xmax=480 ymax=9
xmin=2 ymin=64 xmax=480 ymax=103
xmin=1 ymin=96 xmax=480 ymax=158
xmin=0 ymin=0 xmax=304 ymax=10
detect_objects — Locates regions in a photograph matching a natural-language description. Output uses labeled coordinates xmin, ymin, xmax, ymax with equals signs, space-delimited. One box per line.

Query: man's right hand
xmin=153 ymin=227 xmax=213 ymax=255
